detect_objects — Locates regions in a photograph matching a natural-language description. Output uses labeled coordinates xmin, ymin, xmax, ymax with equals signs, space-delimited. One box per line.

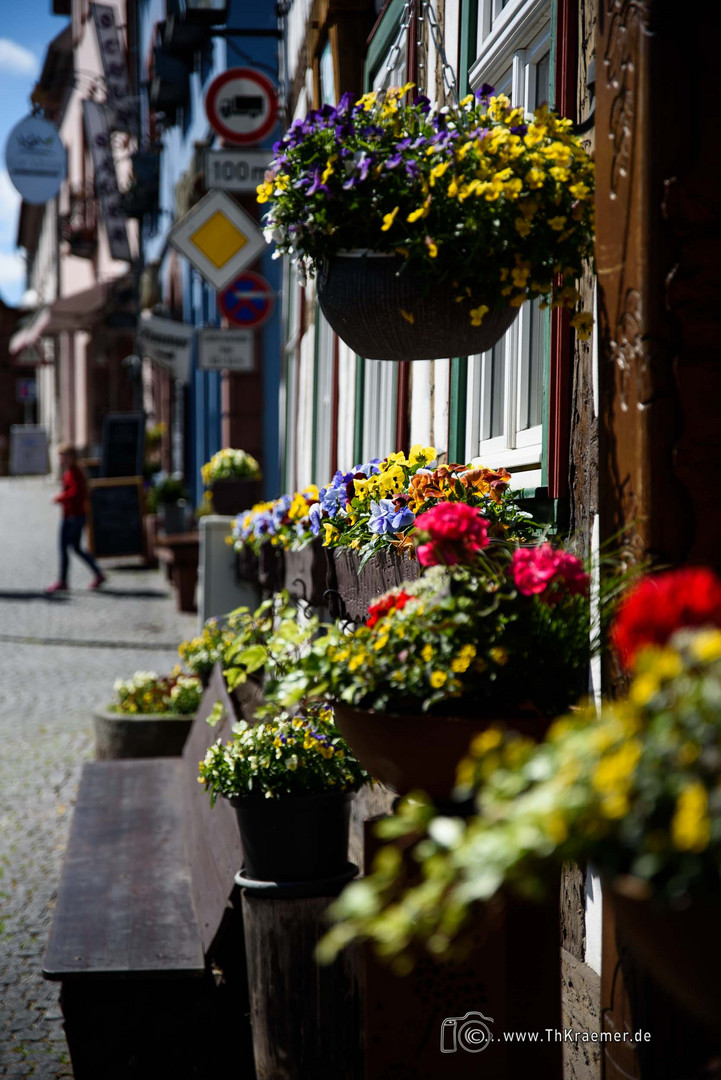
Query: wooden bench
xmin=43 ymin=666 xmax=253 ymax=1080
xmin=154 ymin=531 xmax=200 ymax=613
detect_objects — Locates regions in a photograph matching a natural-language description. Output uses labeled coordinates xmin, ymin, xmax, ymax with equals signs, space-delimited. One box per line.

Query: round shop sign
xmin=205 ymin=67 xmax=278 ymax=146
xmin=5 ymin=114 xmax=66 ymax=204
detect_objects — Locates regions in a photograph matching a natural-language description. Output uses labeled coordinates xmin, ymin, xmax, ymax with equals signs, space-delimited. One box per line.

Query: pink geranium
xmin=414 ymin=501 xmax=489 ymax=568
xmin=511 ymin=544 xmax=589 ymax=603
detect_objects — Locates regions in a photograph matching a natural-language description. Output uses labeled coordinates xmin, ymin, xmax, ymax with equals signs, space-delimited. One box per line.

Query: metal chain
xmin=378 ymin=0 xmax=459 ymax=106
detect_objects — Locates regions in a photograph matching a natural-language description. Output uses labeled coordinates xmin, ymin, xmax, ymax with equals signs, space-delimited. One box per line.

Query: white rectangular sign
xmin=204 ymin=149 xmax=272 ymax=193
xmin=83 ymin=101 xmax=132 ymax=263
xmin=91 ymin=4 xmax=137 ymax=136
xmin=198 ymin=328 xmax=255 ymax=372
xmin=138 ymin=315 xmax=195 ymax=382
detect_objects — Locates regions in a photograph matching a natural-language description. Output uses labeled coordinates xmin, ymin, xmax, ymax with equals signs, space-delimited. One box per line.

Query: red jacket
xmin=55 ymin=466 xmax=88 ymax=517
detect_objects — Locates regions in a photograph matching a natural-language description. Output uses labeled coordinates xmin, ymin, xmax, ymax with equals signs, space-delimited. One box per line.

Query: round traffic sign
xmin=5 ymin=115 xmax=66 ymax=204
xmin=206 ymin=68 xmax=278 ymax=146
xmin=219 ymin=272 xmax=274 ymax=329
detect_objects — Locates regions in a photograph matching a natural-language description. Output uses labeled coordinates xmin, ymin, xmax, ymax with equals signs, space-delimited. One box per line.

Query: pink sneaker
xmin=45 ymin=581 xmax=68 ymax=594
xmin=89 ymin=575 xmax=107 ymax=590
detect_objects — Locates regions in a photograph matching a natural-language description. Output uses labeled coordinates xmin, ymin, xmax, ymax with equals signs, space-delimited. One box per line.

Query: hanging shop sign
xmin=91 ymin=3 xmax=138 ymax=136
xmin=204 ymin=148 xmax=272 ymax=193
xmin=5 ymin=114 xmax=66 ymax=204
xmin=218 ymin=271 xmax=274 ymax=329
xmin=168 ymin=189 xmax=265 ymax=291
xmin=83 ymin=101 xmax=131 ymax=263
xmin=137 ymin=315 xmax=194 ymax=382
xmin=198 ymin=328 xmax=254 ymax=372
xmin=205 ymin=68 xmax=278 ymax=146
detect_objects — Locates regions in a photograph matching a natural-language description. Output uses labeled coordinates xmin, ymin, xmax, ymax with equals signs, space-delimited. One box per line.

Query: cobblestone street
xmin=0 ymin=477 xmax=197 ymax=1078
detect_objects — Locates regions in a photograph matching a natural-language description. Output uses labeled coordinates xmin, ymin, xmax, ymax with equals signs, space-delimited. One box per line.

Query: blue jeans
xmin=60 ymin=516 xmax=102 ymax=584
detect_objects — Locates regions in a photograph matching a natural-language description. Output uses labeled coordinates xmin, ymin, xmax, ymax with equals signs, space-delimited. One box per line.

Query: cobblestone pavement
xmin=0 ymin=476 xmax=197 ymax=1077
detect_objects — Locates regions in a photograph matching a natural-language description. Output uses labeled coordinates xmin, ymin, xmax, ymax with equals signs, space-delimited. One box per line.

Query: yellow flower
xmin=672 ymin=782 xmax=710 ymax=852
xmin=421 ymin=644 xmax=433 ymax=662
xmin=514 ymin=217 xmax=532 ymax=237
xmin=408 ymin=444 xmax=436 ymax=466
xmin=429 ymin=671 xmax=447 ymax=689
xmin=569 ymin=181 xmax=591 ymax=200
xmin=381 ymin=206 xmax=400 ymax=232
xmin=373 ymin=635 xmax=389 ymax=651
xmin=489 ymin=647 xmax=508 ymax=666
xmin=256 ymin=180 xmax=274 ymax=204
xmin=429 ymin=161 xmax=451 ymax=185
xmin=400 ymin=309 xmax=415 ymax=324
xmin=470 ymin=728 xmax=503 ymax=756
xmin=425 ymin=237 xmax=438 ymax=258
xmin=629 ymin=673 xmax=659 ymax=708
xmin=691 ymin=629 xmax=721 ymax=663
xmin=322 ymin=522 xmax=340 ymax=546
xmin=470 ymin=304 xmax=489 ymax=327
xmin=407 ymin=197 xmax=431 ymax=223
xmin=451 ymin=656 xmax=471 ymax=673
xmin=321 ymin=155 xmax=337 ymax=183
xmin=548 ymin=216 xmax=567 ymax=231
xmin=570 ymin=312 xmax=594 ymax=341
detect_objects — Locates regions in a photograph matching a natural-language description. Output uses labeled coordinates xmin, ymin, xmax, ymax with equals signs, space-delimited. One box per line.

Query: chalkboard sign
xmin=87 ymin=478 xmax=146 ymax=559
xmin=100 ymin=413 xmax=144 ymax=478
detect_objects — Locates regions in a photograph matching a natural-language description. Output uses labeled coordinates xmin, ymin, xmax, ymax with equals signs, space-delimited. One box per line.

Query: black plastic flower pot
xmin=317 ymin=251 xmax=519 ymax=361
xmin=230 ymin=790 xmax=354 ymax=882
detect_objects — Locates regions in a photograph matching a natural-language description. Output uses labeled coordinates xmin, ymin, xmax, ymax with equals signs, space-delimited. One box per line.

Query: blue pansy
xmin=368 ymin=499 xmax=415 ymax=535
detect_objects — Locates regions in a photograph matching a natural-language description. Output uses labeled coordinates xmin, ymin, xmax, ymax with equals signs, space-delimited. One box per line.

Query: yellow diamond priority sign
xmin=169 ymin=190 xmax=265 ymax=290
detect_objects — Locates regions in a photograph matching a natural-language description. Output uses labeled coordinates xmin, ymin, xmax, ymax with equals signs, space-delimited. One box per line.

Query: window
xmin=456 ymin=0 xmax=551 ymax=485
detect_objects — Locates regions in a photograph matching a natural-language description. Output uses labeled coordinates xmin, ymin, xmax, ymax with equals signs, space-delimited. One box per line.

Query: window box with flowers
xmin=94 ymin=668 xmax=203 ymax=760
xmin=269 ymin=501 xmax=593 ymax=803
xmin=258 ymin=84 xmax=594 ymax=362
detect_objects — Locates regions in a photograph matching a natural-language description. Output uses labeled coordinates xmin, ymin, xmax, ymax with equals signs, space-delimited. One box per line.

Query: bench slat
xmin=44 ymin=759 xmax=205 ymax=980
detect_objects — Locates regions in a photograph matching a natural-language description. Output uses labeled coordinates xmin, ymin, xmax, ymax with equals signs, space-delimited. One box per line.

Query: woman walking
xmin=45 ymin=444 xmax=106 ymax=593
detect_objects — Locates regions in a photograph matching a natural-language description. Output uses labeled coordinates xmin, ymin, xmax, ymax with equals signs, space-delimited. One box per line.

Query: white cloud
xmin=0 ymin=38 xmax=39 ymax=77
xmin=0 ymin=171 xmax=21 ymax=242
xmin=0 ymin=251 xmax=27 ymax=301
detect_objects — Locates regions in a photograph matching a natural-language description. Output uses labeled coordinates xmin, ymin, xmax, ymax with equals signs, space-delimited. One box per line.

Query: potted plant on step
xmin=258 ymin=84 xmax=595 ymax=360
xmin=147 ymin=472 xmax=190 ymax=535
xmin=270 ymin=502 xmax=596 ymax=802
xmin=94 ymin=667 xmax=203 ymax=759
xmin=199 ymin=704 xmax=371 ymax=885
xmin=202 ymin=447 xmax=262 ymax=516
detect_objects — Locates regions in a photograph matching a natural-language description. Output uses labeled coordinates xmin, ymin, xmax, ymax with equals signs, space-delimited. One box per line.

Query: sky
xmin=0 ymin=3 xmax=67 ymax=308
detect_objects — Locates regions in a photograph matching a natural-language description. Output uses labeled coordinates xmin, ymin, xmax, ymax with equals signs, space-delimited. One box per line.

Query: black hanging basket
xmin=317 ymin=251 xmax=519 ymax=361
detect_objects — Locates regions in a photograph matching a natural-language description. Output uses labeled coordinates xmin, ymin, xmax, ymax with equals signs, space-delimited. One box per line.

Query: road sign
xmin=204 ymin=148 xmax=272 ymax=193
xmin=205 ymin=67 xmax=278 ymax=146
xmin=198 ymin=328 xmax=255 ymax=372
xmin=219 ymin=272 xmax=274 ymax=329
xmin=168 ymin=190 xmax=265 ymax=291
xmin=5 ymin=115 xmax=66 ymax=204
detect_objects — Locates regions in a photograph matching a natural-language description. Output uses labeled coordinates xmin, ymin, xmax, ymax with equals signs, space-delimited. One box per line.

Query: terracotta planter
xmin=284 ymin=537 xmax=331 ymax=607
xmin=258 ymin=540 xmax=285 ymax=593
xmin=333 ymin=703 xmax=549 ymax=802
xmin=332 ymin=547 xmax=419 ymax=622
xmin=609 ymin=884 xmax=721 ymax=1034
xmin=230 ymin=790 xmax=354 ymax=882
xmin=210 ymin=477 xmax=261 ymax=516
xmin=93 ymin=708 xmax=194 ymax=760
xmin=317 ymin=251 xmax=518 ymax=361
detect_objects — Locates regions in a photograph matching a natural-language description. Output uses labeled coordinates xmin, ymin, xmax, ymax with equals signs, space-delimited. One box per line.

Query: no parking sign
xmin=218 ymin=272 xmax=274 ymax=329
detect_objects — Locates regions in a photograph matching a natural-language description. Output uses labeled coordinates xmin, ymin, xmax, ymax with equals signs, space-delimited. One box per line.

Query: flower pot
xmin=317 ymin=252 xmax=519 ymax=362
xmin=230 ymin=790 xmax=354 ymax=882
xmin=210 ymin=478 xmax=261 ymax=516
xmin=333 ymin=547 xmax=419 ymax=622
xmin=93 ymin=708 xmax=195 ymax=760
xmin=284 ymin=537 xmax=331 ymax=607
xmin=609 ymin=884 xmax=721 ymax=1034
xmin=158 ymin=500 xmax=187 ymax=535
xmin=333 ymin=704 xmax=549 ymax=802
xmin=236 ymin=545 xmax=260 ymax=584
xmin=258 ymin=540 xmax=285 ymax=593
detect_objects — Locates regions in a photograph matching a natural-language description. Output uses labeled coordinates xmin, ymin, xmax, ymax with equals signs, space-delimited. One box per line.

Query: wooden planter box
xmin=258 ymin=540 xmax=286 ymax=593
xmin=284 ymin=537 xmax=332 ymax=607
xmin=236 ymin=545 xmax=260 ymax=585
xmin=332 ymin=547 xmax=419 ymax=622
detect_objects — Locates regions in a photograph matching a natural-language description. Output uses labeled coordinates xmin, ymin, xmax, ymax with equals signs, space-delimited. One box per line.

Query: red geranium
xmin=414 ymin=501 xmax=489 ymax=568
xmin=366 ymin=589 xmax=416 ymax=628
xmin=611 ymin=567 xmax=721 ymax=668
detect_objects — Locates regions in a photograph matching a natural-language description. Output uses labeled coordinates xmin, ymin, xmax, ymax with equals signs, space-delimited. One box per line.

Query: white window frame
xmin=465 ymin=1 xmax=551 ymax=480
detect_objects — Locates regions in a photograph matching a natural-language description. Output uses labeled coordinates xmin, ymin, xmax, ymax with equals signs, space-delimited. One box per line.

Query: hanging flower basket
xmin=318 ymin=252 xmax=518 ymax=361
